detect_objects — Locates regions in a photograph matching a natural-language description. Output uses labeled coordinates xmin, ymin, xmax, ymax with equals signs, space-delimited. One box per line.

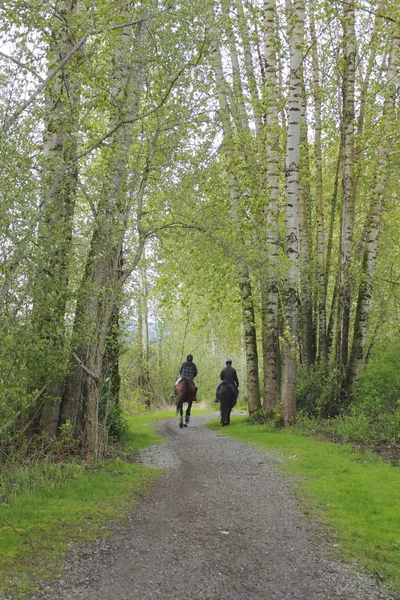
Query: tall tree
xmin=346 ymin=27 xmax=399 ymax=390
xmin=137 ymin=245 xmax=151 ymax=407
xmin=210 ymin=19 xmax=261 ymax=413
xmin=261 ymin=0 xmax=280 ymax=412
xmin=336 ymin=0 xmax=356 ymax=382
xmin=309 ymin=0 xmax=327 ymax=364
xmin=30 ymin=0 xmax=83 ymax=435
xmin=281 ymin=0 xmax=305 ymax=425
xmin=60 ymin=10 xmax=149 ymax=458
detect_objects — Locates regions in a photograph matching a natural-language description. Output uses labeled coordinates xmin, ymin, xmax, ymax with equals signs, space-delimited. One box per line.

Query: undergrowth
xmin=0 ymin=410 xmax=173 ymax=599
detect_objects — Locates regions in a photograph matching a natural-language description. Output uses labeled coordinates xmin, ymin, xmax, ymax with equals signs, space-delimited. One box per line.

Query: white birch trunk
xmin=220 ymin=0 xmax=250 ymax=133
xmin=234 ymin=0 xmax=263 ymax=136
xmin=281 ymin=0 xmax=305 ymax=426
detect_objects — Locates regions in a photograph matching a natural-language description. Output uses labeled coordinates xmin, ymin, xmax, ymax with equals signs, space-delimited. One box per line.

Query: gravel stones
xmin=30 ymin=414 xmax=396 ymax=600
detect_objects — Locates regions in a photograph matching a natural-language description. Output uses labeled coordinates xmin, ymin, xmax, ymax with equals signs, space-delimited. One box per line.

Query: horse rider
xmin=172 ymin=354 xmax=198 ymax=400
xmin=214 ymin=359 xmax=239 ymax=403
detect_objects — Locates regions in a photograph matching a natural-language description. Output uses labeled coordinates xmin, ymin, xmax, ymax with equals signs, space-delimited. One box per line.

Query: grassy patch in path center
xmin=207 ymin=416 xmax=400 ymax=593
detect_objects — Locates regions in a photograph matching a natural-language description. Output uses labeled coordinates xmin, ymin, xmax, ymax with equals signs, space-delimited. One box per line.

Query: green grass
xmin=207 ymin=416 xmax=400 ymax=592
xmin=0 ymin=410 xmax=174 ymax=599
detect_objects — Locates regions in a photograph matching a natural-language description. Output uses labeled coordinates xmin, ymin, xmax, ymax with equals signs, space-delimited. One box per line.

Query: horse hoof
xmin=179 ymin=422 xmax=183 ymax=429
xmin=183 ymin=423 xmax=188 ymax=427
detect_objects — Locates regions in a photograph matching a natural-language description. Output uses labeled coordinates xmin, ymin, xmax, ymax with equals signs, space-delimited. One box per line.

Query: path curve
xmin=33 ymin=414 xmax=393 ymax=600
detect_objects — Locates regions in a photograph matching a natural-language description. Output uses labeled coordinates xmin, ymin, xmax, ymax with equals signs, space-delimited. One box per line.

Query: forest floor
xmin=28 ymin=413 xmax=396 ymax=600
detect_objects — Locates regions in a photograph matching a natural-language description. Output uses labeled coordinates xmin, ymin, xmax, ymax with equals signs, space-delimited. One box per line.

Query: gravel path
xmin=32 ymin=414 xmax=394 ymax=600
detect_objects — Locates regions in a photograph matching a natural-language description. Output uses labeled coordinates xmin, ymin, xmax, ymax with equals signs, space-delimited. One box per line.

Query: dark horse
xmin=176 ymin=377 xmax=196 ymax=429
xmin=220 ymin=382 xmax=238 ymax=427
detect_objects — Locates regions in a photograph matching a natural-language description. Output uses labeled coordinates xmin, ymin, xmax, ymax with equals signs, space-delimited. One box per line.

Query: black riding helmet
xmin=225 ymin=359 xmax=232 ymax=365
xmin=187 ymin=354 xmax=193 ymax=361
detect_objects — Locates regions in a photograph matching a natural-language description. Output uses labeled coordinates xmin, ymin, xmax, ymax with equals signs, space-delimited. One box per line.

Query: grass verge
xmin=0 ymin=410 xmax=173 ymax=599
xmin=207 ymin=416 xmax=400 ymax=593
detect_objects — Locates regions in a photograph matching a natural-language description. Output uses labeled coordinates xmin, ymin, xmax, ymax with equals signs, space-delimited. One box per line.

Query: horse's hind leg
xmin=184 ymin=401 xmax=192 ymax=425
xmin=179 ymin=407 xmax=184 ymax=429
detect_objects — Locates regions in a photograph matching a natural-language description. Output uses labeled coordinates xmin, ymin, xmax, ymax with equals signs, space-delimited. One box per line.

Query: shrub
xmin=296 ymin=365 xmax=339 ymax=418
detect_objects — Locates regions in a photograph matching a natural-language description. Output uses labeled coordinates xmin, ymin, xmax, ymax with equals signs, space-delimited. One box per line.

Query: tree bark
xmin=60 ymin=13 xmax=148 ymax=459
xmin=234 ymin=0 xmax=263 ymax=136
xmin=262 ymin=0 xmax=280 ymax=412
xmin=281 ymin=0 xmax=305 ymax=426
xmin=30 ymin=0 xmax=82 ymax=436
xmin=309 ymin=0 xmax=327 ymax=364
xmin=211 ymin=25 xmax=261 ymax=413
xmin=298 ymin=86 xmax=315 ymax=368
xmin=336 ymin=0 xmax=356 ymax=381
xmin=138 ymin=245 xmax=151 ymax=407
xmin=346 ymin=29 xmax=399 ymax=391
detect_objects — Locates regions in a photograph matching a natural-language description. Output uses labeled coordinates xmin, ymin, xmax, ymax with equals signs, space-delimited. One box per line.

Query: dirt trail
xmin=32 ymin=414 xmax=393 ymax=600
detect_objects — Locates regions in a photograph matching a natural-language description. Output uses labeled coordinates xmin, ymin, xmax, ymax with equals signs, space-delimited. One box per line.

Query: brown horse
xmin=176 ymin=377 xmax=196 ymax=429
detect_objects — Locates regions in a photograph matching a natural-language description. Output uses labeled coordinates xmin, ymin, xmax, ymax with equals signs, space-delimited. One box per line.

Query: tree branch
xmin=78 ymin=28 xmax=207 ymax=160
xmin=77 ymin=66 xmax=188 ymax=160
xmin=2 ymin=31 xmax=90 ymax=133
xmin=72 ymin=353 xmax=100 ymax=381
xmin=0 ymin=51 xmax=44 ymax=80
xmin=335 ymin=0 xmax=398 ymax=24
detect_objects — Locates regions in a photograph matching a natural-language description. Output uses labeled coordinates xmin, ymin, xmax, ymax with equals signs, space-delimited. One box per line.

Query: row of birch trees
xmin=0 ymin=0 xmax=399 ymax=460
xmin=192 ymin=0 xmax=400 ymax=425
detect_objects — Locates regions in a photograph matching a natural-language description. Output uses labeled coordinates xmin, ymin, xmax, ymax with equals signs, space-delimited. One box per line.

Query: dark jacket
xmin=220 ymin=365 xmax=239 ymax=386
xmin=180 ymin=361 xmax=197 ymax=380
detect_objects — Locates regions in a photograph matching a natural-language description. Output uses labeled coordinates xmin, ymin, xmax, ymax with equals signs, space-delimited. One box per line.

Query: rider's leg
xmin=213 ymin=383 xmax=221 ymax=403
xmin=171 ymin=377 xmax=181 ymax=398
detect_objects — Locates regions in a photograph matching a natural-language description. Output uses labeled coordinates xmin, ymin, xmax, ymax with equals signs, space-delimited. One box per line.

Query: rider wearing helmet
xmin=179 ymin=354 xmax=198 ymax=380
xmin=172 ymin=354 xmax=198 ymax=400
xmin=214 ymin=359 xmax=239 ymax=403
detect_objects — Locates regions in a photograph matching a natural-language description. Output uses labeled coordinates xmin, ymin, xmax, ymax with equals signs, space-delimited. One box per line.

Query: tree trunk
xmin=309 ymin=0 xmax=327 ymax=364
xmin=30 ymin=0 xmax=82 ymax=435
xmin=60 ymin=15 xmax=147 ymax=457
xmin=262 ymin=0 xmax=280 ymax=412
xmin=336 ymin=0 xmax=356 ymax=380
xmin=346 ymin=30 xmax=399 ymax=391
xmin=211 ymin=27 xmax=261 ymax=412
xmin=298 ymin=90 xmax=315 ymax=368
xmin=138 ymin=245 xmax=151 ymax=407
xmin=234 ymin=0 xmax=263 ymax=136
xmin=281 ymin=0 xmax=305 ymax=426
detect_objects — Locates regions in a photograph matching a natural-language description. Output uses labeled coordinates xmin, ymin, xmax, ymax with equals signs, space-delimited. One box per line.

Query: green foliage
xmin=355 ymin=341 xmax=400 ymax=417
xmin=341 ymin=340 xmax=400 ymax=444
xmin=294 ymin=340 xmax=400 ymax=446
xmin=296 ymin=365 xmax=339 ymax=418
xmin=56 ymin=421 xmax=80 ymax=453
xmin=99 ymin=385 xmax=128 ymax=442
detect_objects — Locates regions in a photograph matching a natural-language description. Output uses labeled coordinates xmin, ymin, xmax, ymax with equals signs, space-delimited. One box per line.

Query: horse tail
xmin=220 ymin=383 xmax=236 ymax=425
